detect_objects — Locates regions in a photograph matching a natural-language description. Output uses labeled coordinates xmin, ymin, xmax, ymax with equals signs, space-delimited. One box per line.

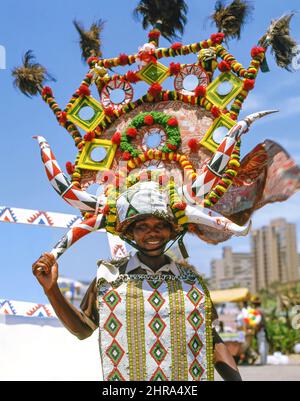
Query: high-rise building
xmin=210 ymin=247 xmax=253 ymax=290
xmin=251 ymin=218 xmax=299 ymax=293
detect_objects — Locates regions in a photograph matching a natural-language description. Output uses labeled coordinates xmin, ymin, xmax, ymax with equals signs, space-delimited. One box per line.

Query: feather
xmin=73 ymin=19 xmax=105 ymax=61
xmin=210 ymin=0 xmax=254 ymax=40
xmin=12 ymin=50 xmax=55 ymax=97
xmin=259 ymin=13 xmax=297 ymax=70
xmin=133 ymin=0 xmax=188 ymax=42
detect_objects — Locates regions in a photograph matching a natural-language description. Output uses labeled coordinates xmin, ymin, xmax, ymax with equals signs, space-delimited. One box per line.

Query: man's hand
xmin=32 ymin=252 xmax=58 ymax=294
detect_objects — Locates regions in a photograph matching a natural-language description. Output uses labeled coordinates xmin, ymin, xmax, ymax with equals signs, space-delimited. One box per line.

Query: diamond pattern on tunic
xmin=187 ymin=309 xmax=204 ymax=330
xmin=149 ymin=314 xmax=167 ymax=337
xmin=104 ymin=313 xmax=122 ymax=337
xmin=188 ymin=334 xmax=203 ymax=357
xmin=150 ymin=340 xmax=168 ymax=364
xmin=187 ymin=286 xmax=203 ymax=307
xmin=103 ymin=290 xmax=121 ymax=311
xmin=148 ymin=290 xmax=165 ymax=312
xmin=189 ymin=359 xmax=205 ymax=381
xmin=106 ymin=339 xmax=125 ymax=365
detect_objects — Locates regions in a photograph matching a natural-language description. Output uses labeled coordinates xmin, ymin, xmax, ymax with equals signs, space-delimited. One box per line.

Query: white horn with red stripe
xmin=185 ymin=205 xmax=251 ymax=236
xmin=34 ymin=136 xmax=104 ymax=213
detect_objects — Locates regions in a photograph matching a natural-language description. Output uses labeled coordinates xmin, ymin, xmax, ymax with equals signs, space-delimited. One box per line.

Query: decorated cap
xmin=115 ymin=181 xmax=183 ymax=240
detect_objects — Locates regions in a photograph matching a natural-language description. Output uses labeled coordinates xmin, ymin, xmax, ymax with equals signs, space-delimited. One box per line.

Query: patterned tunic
xmin=96 ymin=260 xmax=214 ymax=381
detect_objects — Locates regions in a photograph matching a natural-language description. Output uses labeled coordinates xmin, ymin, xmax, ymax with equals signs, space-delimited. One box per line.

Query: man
xmin=251 ymin=296 xmax=269 ymax=366
xmin=33 ymin=212 xmax=242 ymax=381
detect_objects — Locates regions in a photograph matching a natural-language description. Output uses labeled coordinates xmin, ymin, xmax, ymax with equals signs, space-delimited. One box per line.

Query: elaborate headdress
xmin=12 ymin=1 xmax=300 ymax=260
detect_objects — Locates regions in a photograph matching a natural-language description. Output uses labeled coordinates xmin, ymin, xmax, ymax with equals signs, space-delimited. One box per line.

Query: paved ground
xmin=215 ymin=364 xmax=300 ymax=381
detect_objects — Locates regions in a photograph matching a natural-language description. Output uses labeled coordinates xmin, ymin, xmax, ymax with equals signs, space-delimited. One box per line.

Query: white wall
xmin=0 ymin=315 xmax=102 ymax=381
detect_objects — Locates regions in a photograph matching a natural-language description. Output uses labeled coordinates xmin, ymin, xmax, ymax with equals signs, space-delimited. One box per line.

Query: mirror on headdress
xmin=78 ymin=106 xmax=96 ymax=121
xmin=182 ymin=74 xmax=199 ymax=91
xmin=109 ymin=88 xmax=126 ymax=105
xmin=90 ymin=146 xmax=107 ymax=162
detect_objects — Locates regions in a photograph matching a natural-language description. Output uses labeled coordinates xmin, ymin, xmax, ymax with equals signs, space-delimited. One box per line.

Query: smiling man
xmin=32 ymin=181 xmax=242 ymax=381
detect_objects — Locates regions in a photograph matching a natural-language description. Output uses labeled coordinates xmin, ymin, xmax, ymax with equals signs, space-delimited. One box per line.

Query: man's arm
xmin=32 ymin=253 xmax=95 ymax=340
xmin=213 ymin=329 xmax=242 ymax=381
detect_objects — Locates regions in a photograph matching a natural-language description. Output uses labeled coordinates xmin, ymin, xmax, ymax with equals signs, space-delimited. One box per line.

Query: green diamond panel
xmin=107 ymin=368 xmax=126 ymax=381
xmin=188 ymin=334 xmax=203 ymax=357
xmin=149 ymin=314 xmax=166 ymax=337
xmin=150 ymin=340 xmax=167 ymax=364
xmin=187 ymin=310 xmax=204 ymax=330
xmin=106 ymin=339 xmax=125 ymax=365
xmin=189 ymin=360 xmax=205 ymax=381
xmin=187 ymin=287 xmax=203 ymax=307
xmin=103 ymin=290 xmax=121 ymax=311
xmin=148 ymin=290 xmax=165 ymax=312
xmin=150 ymin=367 xmax=168 ymax=381
xmin=104 ymin=313 xmax=122 ymax=337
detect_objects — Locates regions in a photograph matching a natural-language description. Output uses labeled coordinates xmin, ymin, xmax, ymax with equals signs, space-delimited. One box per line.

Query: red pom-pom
xmin=102 ymin=205 xmax=110 ymax=216
xmin=218 ymin=60 xmax=231 ymax=72
xmin=78 ymin=84 xmax=91 ymax=97
xmin=171 ymin=42 xmax=183 ymax=50
xmin=167 ymin=143 xmax=177 ymax=150
xmin=126 ymin=71 xmax=140 ymax=83
xmin=194 ymin=85 xmax=206 ymax=98
xmin=41 ymin=86 xmax=53 ymax=97
xmin=251 ymin=46 xmax=266 ymax=58
xmin=167 ymin=117 xmax=178 ymax=127
xmin=148 ymin=30 xmax=161 ymax=40
xmin=126 ymin=127 xmax=137 ymax=138
xmin=103 ymin=60 xmax=110 ymax=68
xmin=210 ymin=33 xmax=225 ymax=44
xmin=148 ymin=83 xmax=162 ymax=97
xmin=211 ymin=106 xmax=221 ymax=118
xmin=112 ymin=131 xmax=122 ymax=145
xmin=84 ymin=131 xmax=95 ymax=142
xmin=122 ymin=151 xmax=132 ymax=160
xmin=66 ymin=162 xmax=74 ymax=175
xmin=59 ymin=111 xmax=68 ymax=125
xmin=87 ymin=56 xmax=98 ymax=65
xmin=104 ymin=107 xmax=115 ymax=117
xmin=244 ymin=79 xmax=255 ymax=91
xmin=169 ymin=62 xmax=181 ymax=75
xmin=144 ymin=115 xmax=154 ymax=125
xmin=119 ymin=53 xmax=129 ymax=66
xmin=188 ymin=138 xmax=199 ymax=152
xmin=173 ymin=202 xmax=187 ymax=210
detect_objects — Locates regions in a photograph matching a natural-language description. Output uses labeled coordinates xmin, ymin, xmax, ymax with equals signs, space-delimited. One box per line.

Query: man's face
xmin=131 ymin=216 xmax=172 ymax=255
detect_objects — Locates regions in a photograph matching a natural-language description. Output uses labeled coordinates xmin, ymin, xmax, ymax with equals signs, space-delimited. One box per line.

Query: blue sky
xmin=0 ymin=0 xmax=300 ymax=303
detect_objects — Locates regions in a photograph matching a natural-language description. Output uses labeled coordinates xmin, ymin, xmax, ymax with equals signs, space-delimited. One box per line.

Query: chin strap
xmin=121 ymin=229 xmax=189 ymax=259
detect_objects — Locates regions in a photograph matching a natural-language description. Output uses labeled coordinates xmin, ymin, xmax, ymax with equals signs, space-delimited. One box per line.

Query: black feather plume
xmin=210 ymin=0 xmax=254 ymax=40
xmin=73 ymin=20 xmax=105 ymax=61
xmin=12 ymin=50 xmax=55 ymax=97
xmin=133 ymin=0 xmax=188 ymax=42
xmin=259 ymin=13 xmax=298 ymax=71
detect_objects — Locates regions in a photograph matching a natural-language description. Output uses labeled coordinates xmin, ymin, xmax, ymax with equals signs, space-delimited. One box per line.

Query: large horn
xmin=50 ymin=214 xmax=104 ymax=260
xmin=34 ymin=136 xmax=103 ymax=213
xmin=183 ymin=110 xmax=279 ymax=203
xmin=185 ymin=205 xmax=251 ymax=236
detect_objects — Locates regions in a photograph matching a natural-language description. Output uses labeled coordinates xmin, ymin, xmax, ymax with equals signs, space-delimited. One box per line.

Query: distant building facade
xmin=251 ymin=218 xmax=299 ymax=292
xmin=210 ymin=247 xmax=253 ymax=291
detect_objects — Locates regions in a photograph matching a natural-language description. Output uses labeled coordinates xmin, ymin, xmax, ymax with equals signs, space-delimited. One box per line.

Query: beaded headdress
xmin=12 ymin=2 xmax=300 ymax=260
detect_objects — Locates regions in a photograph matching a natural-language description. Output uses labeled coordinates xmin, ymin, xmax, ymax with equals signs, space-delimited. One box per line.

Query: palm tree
xmin=133 ymin=0 xmax=188 ymax=42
